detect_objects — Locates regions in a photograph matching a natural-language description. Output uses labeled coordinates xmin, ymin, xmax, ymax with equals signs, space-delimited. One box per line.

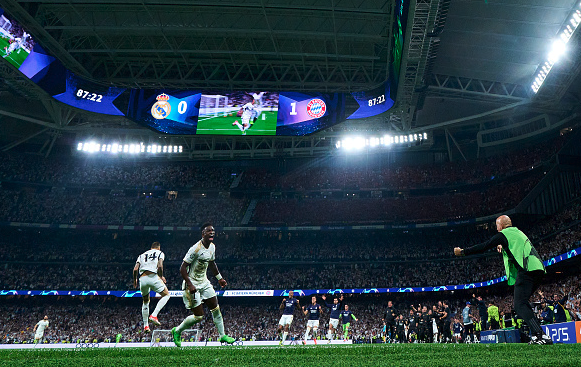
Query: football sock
xmin=211 ymin=306 xmax=225 ymax=338
xmin=142 ymin=302 xmax=149 ymax=327
xmin=282 ymin=331 xmax=288 ymax=343
xmin=526 ymin=317 xmax=545 ymax=337
xmin=304 ymin=327 xmax=311 ymax=341
xmin=152 ymin=295 xmax=170 ymax=317
xmin=176 ymin=315 xmax=203 ymax=334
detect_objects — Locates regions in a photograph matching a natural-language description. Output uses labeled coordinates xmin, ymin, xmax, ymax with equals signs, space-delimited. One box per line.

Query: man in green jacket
xmin=454 ymin=215 xmax=552 ymax=345
xmin=487 ymin=302 xmax=500 ymax=330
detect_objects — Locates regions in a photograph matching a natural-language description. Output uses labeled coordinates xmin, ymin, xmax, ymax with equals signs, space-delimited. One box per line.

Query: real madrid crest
xmin=151 ymin=93 xmax=171 ymax=120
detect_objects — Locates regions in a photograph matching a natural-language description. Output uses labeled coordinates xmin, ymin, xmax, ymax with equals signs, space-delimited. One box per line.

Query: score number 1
xmin=368 ymin=94 xmax=386 ymax=107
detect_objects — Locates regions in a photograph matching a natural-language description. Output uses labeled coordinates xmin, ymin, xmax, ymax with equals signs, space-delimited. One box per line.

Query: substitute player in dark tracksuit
xmin=454 ymin=215 xmax=552 ymax=345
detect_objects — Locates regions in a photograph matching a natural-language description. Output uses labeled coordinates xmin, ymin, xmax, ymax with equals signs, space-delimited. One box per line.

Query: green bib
xmin=501 ymin=227 xmax=545 ymax=286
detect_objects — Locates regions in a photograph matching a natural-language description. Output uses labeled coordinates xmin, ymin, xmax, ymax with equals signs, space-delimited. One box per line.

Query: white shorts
xmin=279 ymin=315 xmax=294 ymax=326
xmin=454 ymin=333 xmax=461 ymax=338
xmin=140 ymin=273 xmax=166 ymax=296
xmin=34 ymin=331 xmax=44 ymax=340
xmin=329 ymin=318 xmax=339 ymax=328
xmin=182 ymin=280 xmax=217 ymax=309
xmin=307 ymin=320 xmax=320 ymax=328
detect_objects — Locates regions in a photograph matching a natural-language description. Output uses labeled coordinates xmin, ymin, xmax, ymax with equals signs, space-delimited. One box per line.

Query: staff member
xmin=454 ymin=215 xmax=552 ymax=345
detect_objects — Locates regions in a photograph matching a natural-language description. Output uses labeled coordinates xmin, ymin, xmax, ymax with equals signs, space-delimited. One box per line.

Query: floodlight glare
xmin=548 ymin=39 xmax=566 ymax=64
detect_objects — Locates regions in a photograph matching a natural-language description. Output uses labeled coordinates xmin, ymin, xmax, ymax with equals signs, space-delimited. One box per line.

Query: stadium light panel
xmin=335 ymin=132 xmax=428 ymax=151
xmin=532 ymin=3 xmax=581 ymax=93
xmin=77 ymin=143 xmax=83 ymax=151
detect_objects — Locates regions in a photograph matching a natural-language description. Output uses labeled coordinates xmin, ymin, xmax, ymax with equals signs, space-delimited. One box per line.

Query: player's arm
xmin=33 ymin=322 xmax=38 ymax=332
xmin=180 ymin=261 xmax=197 ymax=293
xmin=455 ymin=233 xmax=507 ymax=256
xmin=280 ymin=298 xmax=286 ymax=310
xmin=351 ymin=314 xmax=358 ymax=322
xmin=302 ymin=306 xmax=308 ymax=316
xmin=133 ymin=262 xmax=140 ymax=289
xmin=209 ymin=260 xmax=227 ymax=288
xmin=157 ymin=257 xmax=166 ymax=283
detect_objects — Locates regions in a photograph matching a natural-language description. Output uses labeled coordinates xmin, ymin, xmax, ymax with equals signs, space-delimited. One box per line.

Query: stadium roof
xmin=0 ymin=0 xmax=580 ymax=158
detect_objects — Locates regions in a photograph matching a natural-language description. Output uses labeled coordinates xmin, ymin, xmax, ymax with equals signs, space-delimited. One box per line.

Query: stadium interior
xmin=1 ymin=0 xmax=581 ymax=362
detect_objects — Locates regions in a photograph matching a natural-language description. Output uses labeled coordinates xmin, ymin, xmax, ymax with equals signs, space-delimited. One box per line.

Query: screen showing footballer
xmin=126 ymin=89 xmax=345 ymax=136
xmin=1 ymin=6 xmax=394 ymax=136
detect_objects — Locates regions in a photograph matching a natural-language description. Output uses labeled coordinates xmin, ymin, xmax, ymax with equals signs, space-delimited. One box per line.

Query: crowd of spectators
xmin=239 ymin=135 xmax=564 ymax=191
xmin=0 ymin=133 xmax=567 ymax=227
xmin=2 ymin=200 xmax=580 ymax=291
xmin=0 ymin=133 xmax=564 ymax=194
xmin=0 ymin=191 xmax=246 ymax=227
xmin=252 ymin=172 xmax=543 ymax=224
xmin=2 ymin=272 xmax=580 ymax=344
xmin=0 ymin=169 xmax=540 ymax=225
xmin=0 ymin=154 xmax=238 ymax=190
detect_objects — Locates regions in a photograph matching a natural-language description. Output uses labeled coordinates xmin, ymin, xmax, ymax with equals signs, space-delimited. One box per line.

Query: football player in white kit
xmin=133 ymin=241 xmax=170 ymax=333
xmin=171 ymin=223 xmax=235 ymax=346
xmin=33 ymin=315 xmax=49 ymax=344
xmin=3 ymin=32 xmax=29 ymax=58
xmin=232 ymin=102 xmax=255 ymax=135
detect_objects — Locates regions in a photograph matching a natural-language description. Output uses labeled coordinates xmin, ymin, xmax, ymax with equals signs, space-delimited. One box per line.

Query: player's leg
xmin=277 ymin=322 xmax=284 ymax=339
xmin=313 ymin=324 xmax=318 ymax=344
xmin=343 ymin=323 xmax=349 ymax=340
xmin=232 ymin=120 xmax=244 ymax=131
xmin=172 ymin=289 xmax=204 ymax=347
xmin=281 ymin=317 xmax=292 ymax=344
xmin=139 ymin=278 xmax=151 ymax=331
xmin=204 ymin=295 xmax=235 ymax=344
xmin=149 ymin=280 xmax=170 ymax=326
xmin=513 ymin=271 xmax=551 ymax=344
xmin=304 ymin=323 xmax=311 ymax=343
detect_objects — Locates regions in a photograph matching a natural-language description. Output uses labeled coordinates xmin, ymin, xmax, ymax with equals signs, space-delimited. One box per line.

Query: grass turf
xmin=2 ymin=344 xmax=581 ymax=367
xmin=196 ymin=111 xmax=278 ymax=135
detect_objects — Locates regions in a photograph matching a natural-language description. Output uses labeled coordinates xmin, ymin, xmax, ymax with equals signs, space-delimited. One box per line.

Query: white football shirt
xmin=36 ymin=320 xmax=49 ymax=333
xmin=137 ymin=249 xmax=165 ymax=275
xmin=183 ymin=240 xmax=215 ymax=284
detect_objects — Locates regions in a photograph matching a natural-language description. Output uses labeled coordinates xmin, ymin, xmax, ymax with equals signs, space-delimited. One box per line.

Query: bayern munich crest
xmin=306 ymin=98 xmax=326 ymax=118
xmin=151 ymin=93 xmax=171 ymax=120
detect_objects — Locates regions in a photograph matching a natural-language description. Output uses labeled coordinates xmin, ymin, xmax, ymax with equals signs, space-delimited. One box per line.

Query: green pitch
xmin=0 ymin=37 xmax=30 ymax=69
xmin=3 ymin=344 xmax=581 ymax=367
xmin=196 ymin=111 xmax=278 ymax=136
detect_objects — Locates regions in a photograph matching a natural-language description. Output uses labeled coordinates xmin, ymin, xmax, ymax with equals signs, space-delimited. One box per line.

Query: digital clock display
xmin=76 ymin=89 xmax=103 ymax=103
xmin=51 ymin=70 xmax=127 ymax=115
xmin=368 ymin=94 xmax=386 ymax=107
xmin=347 ymin=84 xmax=394 ymax=120
xmin=1 ymin=5 xmax=395 ymax=135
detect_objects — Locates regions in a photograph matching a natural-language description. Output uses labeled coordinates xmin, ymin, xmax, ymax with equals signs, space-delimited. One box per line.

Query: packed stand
xmin=239 ymin=135 xmax=564 ymax=191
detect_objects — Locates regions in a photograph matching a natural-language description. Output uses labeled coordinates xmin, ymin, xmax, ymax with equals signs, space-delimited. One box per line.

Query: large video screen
xmin=1 ymin=7 xmax=394 ymax=136
xmin=127 ymin=89 xmax=346 ymax=135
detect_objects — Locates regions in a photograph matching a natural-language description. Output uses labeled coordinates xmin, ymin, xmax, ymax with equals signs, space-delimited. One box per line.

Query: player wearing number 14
xmin=133 ymin=241 xmax=171 ymax=333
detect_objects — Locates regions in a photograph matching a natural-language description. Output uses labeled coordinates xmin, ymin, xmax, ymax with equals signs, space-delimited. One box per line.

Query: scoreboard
xmin=1 ymin=6 xmax=396 ymax=136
